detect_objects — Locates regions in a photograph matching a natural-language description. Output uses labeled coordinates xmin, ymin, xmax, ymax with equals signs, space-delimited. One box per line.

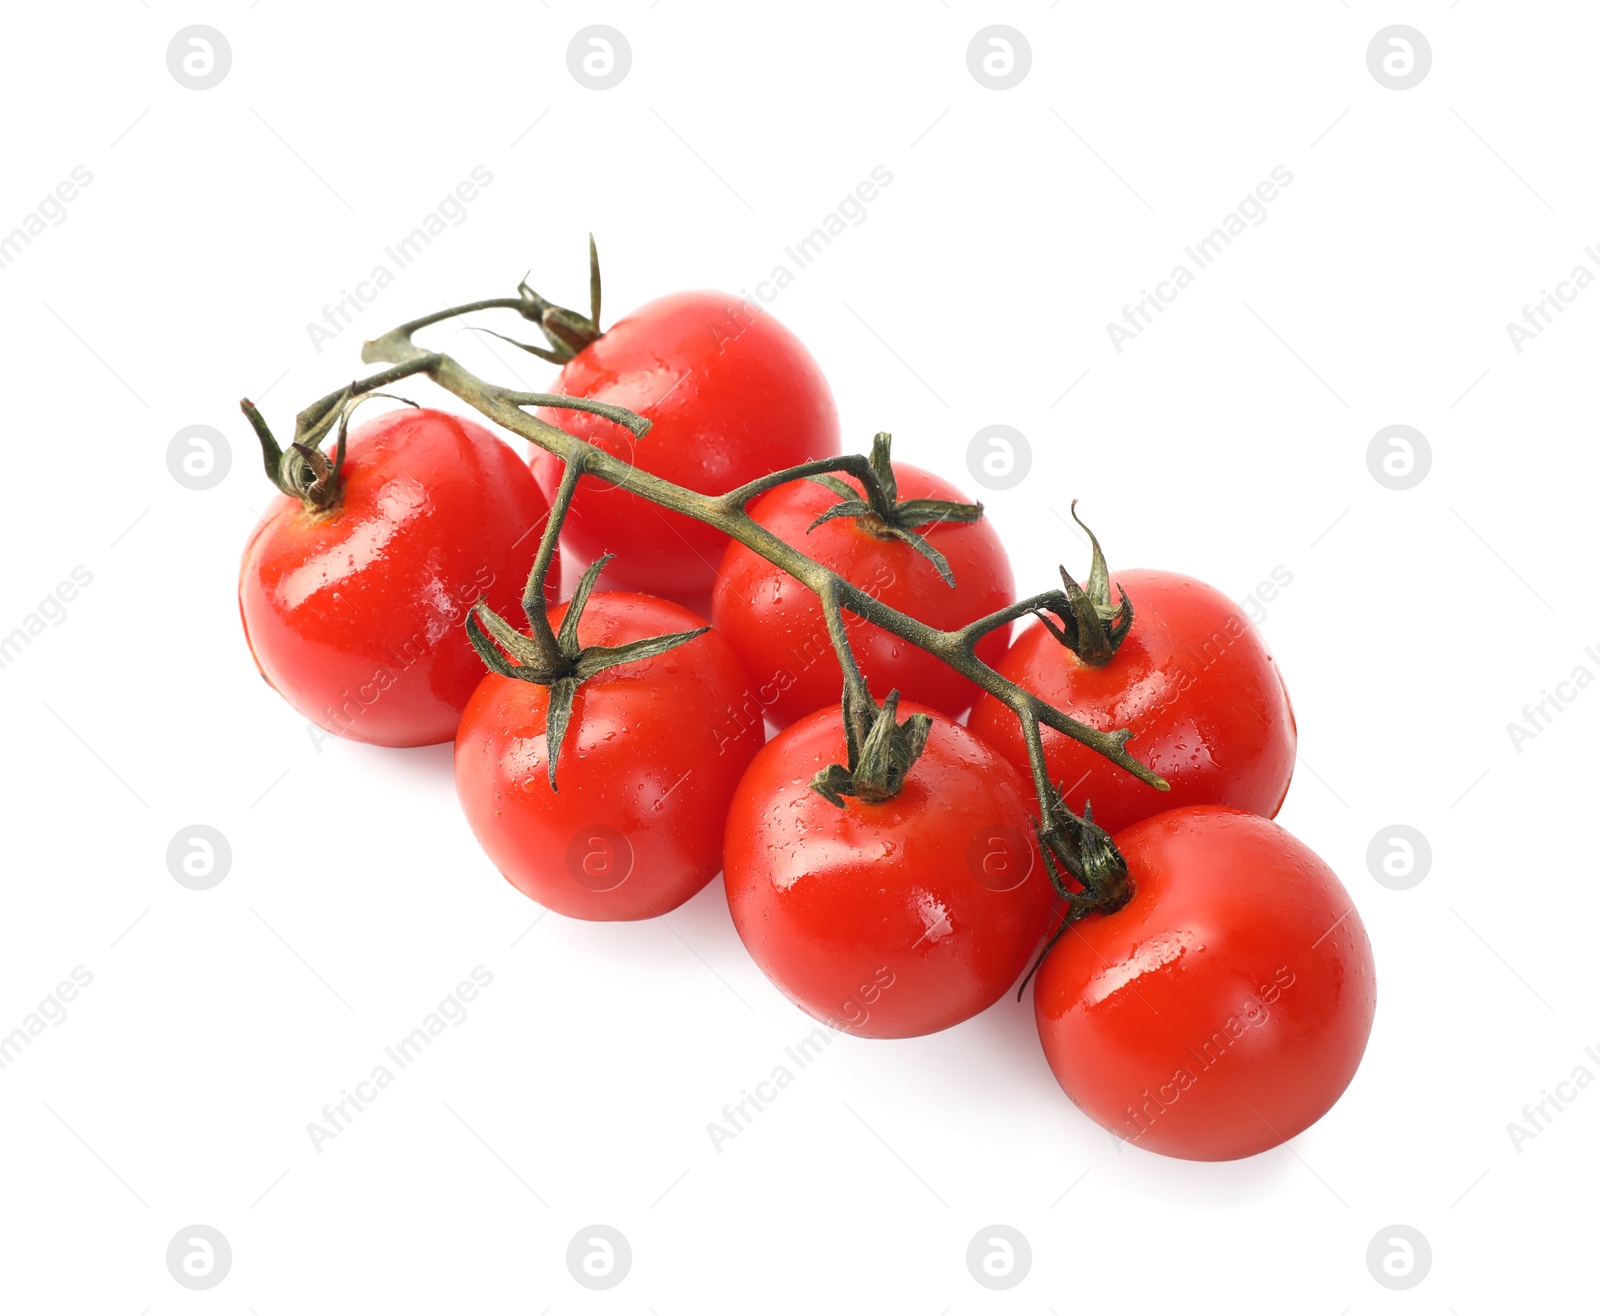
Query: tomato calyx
xmin=469 ymin=440 xmax=712 ymax=793
xmin=240 ymin=390 xmax=418 ymax=516
xmin=473 ymin=234 xmax=605 ymax=366
xmin=811 ymin=688 xmax=932 ymax=807
xmin=466 ymin=548 xmax=708 ymax=792
xmin=1034 ymin=501 xmax=1133 ymax=667
xmin=807 ymin=433 xmax=985 ymax=587
xmin=1017 ymin=795 xmax=1133 ymax=998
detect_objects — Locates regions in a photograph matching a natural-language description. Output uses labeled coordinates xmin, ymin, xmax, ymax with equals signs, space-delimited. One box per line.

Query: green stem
xmin=818 ymin=576 xmax=873 ymax=755
xmin=518 ymin=452 xmax=585 ymax=671
xmin=342 ymin=299 xmax=1170 ymax=796
xmin=719 ymin=453 xmax=889 ymax=512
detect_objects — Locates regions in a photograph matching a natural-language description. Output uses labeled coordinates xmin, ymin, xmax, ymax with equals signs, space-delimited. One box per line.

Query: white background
xmin=0 ymin=2 xmax=1593 ymax=1311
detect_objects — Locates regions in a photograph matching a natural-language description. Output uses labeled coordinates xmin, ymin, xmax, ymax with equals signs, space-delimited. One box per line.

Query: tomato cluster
xmin=239 ymin=265 xmax=1375 ymax=1163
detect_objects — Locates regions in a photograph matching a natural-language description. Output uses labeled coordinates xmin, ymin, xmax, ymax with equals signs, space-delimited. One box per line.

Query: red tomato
xmin=723 ymin=703 xmax=1055 ymax=1038
xmin=239 ymin=408 xmax=552 ymax=747
xmin=969 ymin=570 xmax=1295 ymax=836
xmin=531 ymin=292 xmax=840 ymax=597
xmin=711 ymin=458 xmax=1014 ymax=726
xmin=455 ymin=593 xmax=763 ymax=921
xmin=1034 ymin=806 xmax=1376 ymax=1161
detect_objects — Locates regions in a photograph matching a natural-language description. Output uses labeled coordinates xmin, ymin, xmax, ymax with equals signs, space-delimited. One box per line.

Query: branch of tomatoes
xmin=244 ymin=280 xmax=1172 ymax=923
xmin=234 ymin=255 xmax=1374 ymax=1158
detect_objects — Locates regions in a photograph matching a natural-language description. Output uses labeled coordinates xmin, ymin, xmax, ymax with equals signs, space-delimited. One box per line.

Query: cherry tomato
xmin=531 ymin=292 xmax=841 ymax=597
xmin=711 ymin=456 xmax=1014 ymax=726
xmin=969 ymin=570 xmax=1295 ymax=836
xmin=455 ymin=592 xmax=763 ymax=920
xmin=239 ymin=407 xmax=553 ymax=747
xmin=723 ymin=702 xmax=1055 ymax=1038
xmin=1034 ymin=806 xmax=1376 ymax=1161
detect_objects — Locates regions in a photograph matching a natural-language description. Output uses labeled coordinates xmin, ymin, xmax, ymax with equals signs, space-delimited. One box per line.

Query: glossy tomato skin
xmin=723 ymin=703 xmax=1055 ymax=1038
xmin=969 ymin=570 xmax=1295 ymax=836
xmin=455 ymin=593 xmax=763 ymax=921
xmin=710 ymin=464 xmax=1014 ymax=726
xmin=1034 ymin=806 xmax=1375 ymax=1161
xmin=239 ymin=408 xmax=553 ymax=748
xmin=531 ymin=292 xmax=841 ymax=597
